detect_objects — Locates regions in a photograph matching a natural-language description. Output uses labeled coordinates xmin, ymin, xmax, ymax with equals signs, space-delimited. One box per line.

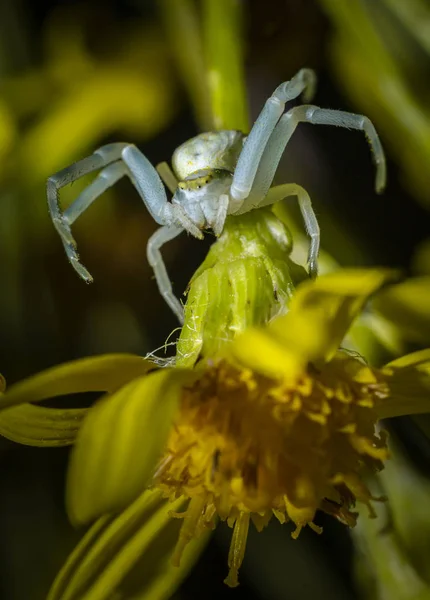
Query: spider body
xmin=173 ymin=168 xmax=233 ymax=234
xmin=47 ymin=69 xmax=386 ymax=323
xmin=170 ymin=131 xmax=243 ymax=235
xmin=171 ymin=130 xmax=244 ymax=179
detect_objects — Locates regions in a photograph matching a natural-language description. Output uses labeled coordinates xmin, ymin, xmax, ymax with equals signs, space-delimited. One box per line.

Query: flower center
xmin=153 ymin=352 xmax=389 ymax=586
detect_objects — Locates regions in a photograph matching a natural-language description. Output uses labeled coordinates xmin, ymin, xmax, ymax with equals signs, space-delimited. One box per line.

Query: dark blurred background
xmin=1 ymin=0 xmax=430 ymax=598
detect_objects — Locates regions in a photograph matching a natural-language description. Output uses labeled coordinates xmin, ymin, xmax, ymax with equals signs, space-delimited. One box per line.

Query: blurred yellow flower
xmin=2 ymin=269 xmax=430 ymax=597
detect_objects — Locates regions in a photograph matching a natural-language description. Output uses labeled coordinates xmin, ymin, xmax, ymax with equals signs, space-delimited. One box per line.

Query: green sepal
xmin=177 ymin=208 xmax=307 ymax=367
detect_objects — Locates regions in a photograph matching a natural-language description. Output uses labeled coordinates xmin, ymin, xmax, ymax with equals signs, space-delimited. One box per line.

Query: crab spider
xmin=47 ymin=68 xmax=386 ymax=324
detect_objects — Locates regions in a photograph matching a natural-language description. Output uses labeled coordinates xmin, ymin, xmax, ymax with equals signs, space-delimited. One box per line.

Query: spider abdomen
xmin=172 ymin=130 xmax=244 ymax=181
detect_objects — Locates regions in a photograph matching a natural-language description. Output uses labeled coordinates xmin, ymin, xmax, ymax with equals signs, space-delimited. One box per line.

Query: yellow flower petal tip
xmin=293 ymin=268 xmax=399 ymax=298
xmin=264 ymin=268 xmax=399 ymax=369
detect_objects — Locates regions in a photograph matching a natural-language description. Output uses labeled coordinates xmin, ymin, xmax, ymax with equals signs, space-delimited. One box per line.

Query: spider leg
xmin=48 ymin=143 xmax=130 ymax=282
xmin=239 ymin=184 xmax=319 ymax=277
xmin=49 ymin=143 xmax=185 ymax=319
xmin=64 ymin=162 xmax=127 ymax=226
xmin=231 ymin=103 xmax=386 ymax=275
xmin=248 ymin=105 xmax=386 ymax=200
xmin=147 ymin=225 xmax=185 ymax=323
xmin=121 ymin=145 xmax=174 ymax=224
xmin=230 ymin=69 xmax=316 ymax=206
xmin=306 ymin=107 xmax=386 ymax=193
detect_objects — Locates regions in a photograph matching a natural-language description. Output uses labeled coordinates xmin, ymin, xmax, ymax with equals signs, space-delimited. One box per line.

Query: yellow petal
xmin=231 ymin=269 xmax=397 ymax=379
xmin=0 ymin=354 xmax=153 ymax=411
xmin=386 ymin=348 xmax=430 ymax=370
xmin=378 ymin=349 xmax=430 ymax=419
xmin=49 ymin=490 xmax=210 ymax=600
xmin=0 ymin=404 xmax=87 ymax=447
xmin=372 ymin=276 xmax=430 ymax=344
xmin=229 ymin=327 xmax=304 ymax=381
xmin=67 ymin=368 xmax=195 ymax=525
xmin=271 ymin=268 xmax=398 ymax=364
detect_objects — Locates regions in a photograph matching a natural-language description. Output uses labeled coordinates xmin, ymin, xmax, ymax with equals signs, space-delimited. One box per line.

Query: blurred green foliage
xmin=319 ymin=0 xmax=430 ymax=208
xmin=354 ymin=445 xmax=430 ymax=600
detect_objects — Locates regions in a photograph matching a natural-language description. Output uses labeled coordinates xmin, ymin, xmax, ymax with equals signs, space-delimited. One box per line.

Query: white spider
xmin=47 ymin=69 xmax=386 ymax=324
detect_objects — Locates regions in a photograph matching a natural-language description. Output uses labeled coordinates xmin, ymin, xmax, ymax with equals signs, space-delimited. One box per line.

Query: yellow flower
xmin=155 ymin=352 xmax=388 ymax=587
xmin=2 ymin=269 xmax=430 ymax=597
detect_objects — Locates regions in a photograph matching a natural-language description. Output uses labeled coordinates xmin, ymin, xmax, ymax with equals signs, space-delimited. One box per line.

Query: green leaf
xmin=49 ymin=490 xmax=211 ymax=600
xmin=0 ymin=403 xmax=87 ymax=447
xmin=67 ymin=368 xmax=195 ymax=525
xmin=0 ymin=354 xmax=153 ymax=411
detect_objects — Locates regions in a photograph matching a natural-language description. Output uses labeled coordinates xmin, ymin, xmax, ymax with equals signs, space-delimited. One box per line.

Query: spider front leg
xmin=257 ymin=104 xmax=386 ymax=195
xmin=48 ymin=143 xmax=186 ymax=320
xmin=48 ymin=144 xmax=176 ymax=282
xmin=230 ymin=69 xmax=316 ymax=206
xmin=47 ymin=143 xmax=129 ymax=281
xmin=242 ymin=103 xmax=386 ymax=216
xmin=231 ymin=96 xmax=386 ymax=276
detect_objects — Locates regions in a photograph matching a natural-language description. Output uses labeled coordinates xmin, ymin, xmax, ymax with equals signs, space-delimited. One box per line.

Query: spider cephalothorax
xmin=48 ymin=69 xmax=386 ymax=322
